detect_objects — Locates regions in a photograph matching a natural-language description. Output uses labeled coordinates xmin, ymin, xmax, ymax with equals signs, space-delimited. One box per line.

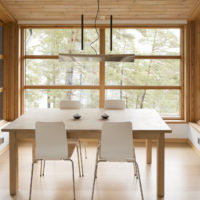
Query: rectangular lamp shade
xmin=59 ymin=54 xmax=135 ymax=62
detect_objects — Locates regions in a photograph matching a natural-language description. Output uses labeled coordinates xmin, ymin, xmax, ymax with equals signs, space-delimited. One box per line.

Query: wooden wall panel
xmin=188 ymin=20 xmax=200 ymax=122
xmin=184 ymin=23 xmax=191 ymax=122
xmin=4 ymin=22 xmax=20 ymax=121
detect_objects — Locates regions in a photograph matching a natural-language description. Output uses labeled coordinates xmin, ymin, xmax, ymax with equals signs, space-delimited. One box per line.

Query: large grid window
xmin=22 ymin=27 xmax=183 ymax=119
xmin=105 ymin=28 xmax=181 ymax=117
xmin=0 ymin=25 xmax=3 ymax=121
xmin=24 ymin=28 xmax=100 ymax=110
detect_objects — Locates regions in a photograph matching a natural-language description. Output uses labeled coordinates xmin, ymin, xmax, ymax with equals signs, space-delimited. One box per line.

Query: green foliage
xmin=25 ymin=28 xmax=181 ymax=116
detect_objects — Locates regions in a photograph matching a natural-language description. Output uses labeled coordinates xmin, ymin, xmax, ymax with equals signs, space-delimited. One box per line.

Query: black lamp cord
xmin=90 ymin=0 xmax=100 ymax=55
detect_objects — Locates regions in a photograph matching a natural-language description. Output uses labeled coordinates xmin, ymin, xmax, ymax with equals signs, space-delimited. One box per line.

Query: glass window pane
xmin=0 ymin=93 xmax=3 ymax=120
xmin=106 ymin=89 xmax=180 ymax=117
xmin=25 ymin=59 xmax=99 ymax=85
xmin=106 ymin=28 xmax=180 ymax=55
xmin=25 ymin=29 xmax=99 ymax=55
xmin=25 ymin=89 xmax=99 ymax=111
xmin=105 ymin=59 xmax=180 ymax=86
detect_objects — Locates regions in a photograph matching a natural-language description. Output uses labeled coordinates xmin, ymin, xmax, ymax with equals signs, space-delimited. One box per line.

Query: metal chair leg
xmin=29 ymin=162 xmax=35 ymax=200
xmin=76 ymin=146 xmax=81 ymax=177
xmin=84 ymin=144 xmax=87 ymax=159
xmin=39 ymin=146 xmax=82 ymax=178
xmin=135 ymin=161 xmax=144 ymax=200
xmin=40 ymin=160 xmax=43 ymax=177
xmin=133 ymin=148 xmax=138 ymax=178
xmin=40 ymin=160 xmax=45 ymax=177
xmin=95 ymin=145 xmax=100 ymax=179
xmin=43 ymin=160 xmax=46 ymax=176
xmin=78 ymin=140 xmax=84 ymax=177
xmin=91 ymin=147 xmax=99 ymax=200
xmin=68 ymin=159 xmax=76 ymax=200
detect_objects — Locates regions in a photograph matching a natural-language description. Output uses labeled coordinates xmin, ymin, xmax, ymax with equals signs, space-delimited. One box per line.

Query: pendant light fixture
xmin=59 ymin=0 xmax=135 ymax=62
xmin=59 ymin=54 xmax=135 ymax=62
xmin=110 ymin=15 xmax=112 ymax=51
xmin=81 ymin=14 xmax=84 ymax=50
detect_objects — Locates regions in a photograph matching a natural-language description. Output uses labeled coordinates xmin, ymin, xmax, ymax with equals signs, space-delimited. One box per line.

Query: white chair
xmin=60 ymin=100 xmax=85 ymax=176
xmin=60 ymin=100 xmax=81 ymax=109
xmin=40 ymin=100 xmax=84 ymax=177
xmin=104 ymin=99 xmax=126 ymax=110
xmin=104 ymin=99 xmax=138 ymax=175
xmin=29 ymin=122 xmax=75 ymax=200
xmin=91 ymin=122 xmax=144 ymax=200
xmin=104 ymin=99 xmax=137 ymax=176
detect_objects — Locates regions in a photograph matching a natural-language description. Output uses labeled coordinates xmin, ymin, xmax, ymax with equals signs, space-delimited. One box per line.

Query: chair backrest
xmin=60 ymin=100 xmax=81 ymax=109
xmin=101 ymin=122 xmax=134 ymax=161
xmin=104 ymin=100 xmax=125 ymax=110
xmin=35 ymin=122 xmax=68 ymax=160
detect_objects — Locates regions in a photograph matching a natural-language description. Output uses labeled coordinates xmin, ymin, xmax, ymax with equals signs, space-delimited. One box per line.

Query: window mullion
xmin=99 ymin=28 xmax=105 ymax=108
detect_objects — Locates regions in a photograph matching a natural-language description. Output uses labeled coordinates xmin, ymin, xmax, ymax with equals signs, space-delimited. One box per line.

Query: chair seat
xmin=35 ymin=144 xmax=76 ymax=160
xmin=99 ymin=153 xmax=134 ymax=162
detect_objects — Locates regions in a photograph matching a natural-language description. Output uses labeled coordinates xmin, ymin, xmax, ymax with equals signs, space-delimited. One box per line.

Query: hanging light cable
xmin=90 ymin=0 xmax=100 ymax=54
xmin=81 ymin=0 xmax=84 ymax=50
xmin=110 ymin=0 xmax=112 ymax=51
xmin=59 ymin=0 xmax=135 ymax=62
xmin=110 ymin=15 xmax=112 ymax=51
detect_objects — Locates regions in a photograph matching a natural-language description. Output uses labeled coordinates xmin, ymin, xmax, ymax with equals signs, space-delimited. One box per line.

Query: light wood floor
xmin=0 ymin=142 xmax=200 ymax=200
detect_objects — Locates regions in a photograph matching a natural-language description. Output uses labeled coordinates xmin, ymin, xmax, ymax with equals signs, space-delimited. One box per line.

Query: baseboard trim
xmin=0 ymin=139 xmax=193 ymax=157
xmin=165 ymin=138 xmax=188 ymax=143
xmin=81 ymin=138 xmax=188 ymax=144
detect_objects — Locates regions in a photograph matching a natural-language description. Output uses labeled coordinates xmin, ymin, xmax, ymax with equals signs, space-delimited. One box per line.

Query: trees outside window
xmin=23 ymin=27 xmax=182 ymax=119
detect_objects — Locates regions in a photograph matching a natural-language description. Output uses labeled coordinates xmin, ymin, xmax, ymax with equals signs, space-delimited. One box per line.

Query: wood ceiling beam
xmin=0 ymin=0 xmax=16 ymax=23
xmin=189 ymin=0 xmax=200 ymax=20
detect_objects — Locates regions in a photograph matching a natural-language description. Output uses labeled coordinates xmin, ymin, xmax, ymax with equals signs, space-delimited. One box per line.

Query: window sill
xmin=0 ymin=120 xmax=8 ymax=129
xmin=165 ymin=120 xmax=187 ymax=124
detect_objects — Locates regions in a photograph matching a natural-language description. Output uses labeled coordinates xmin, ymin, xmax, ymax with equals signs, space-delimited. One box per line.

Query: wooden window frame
xmin=20 ymin=25 xmax=184 ymax=120
xmin=0 ymin=24 xmax=4 ymax=121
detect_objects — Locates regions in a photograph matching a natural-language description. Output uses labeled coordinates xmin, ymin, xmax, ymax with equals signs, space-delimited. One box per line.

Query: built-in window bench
xmin=0 ymin=121 xmax=9 ymax=155
xmin=189 ymin=122 xmax=200 ymax=134
xmin=188 ymin=122 xmax=200 ymax=156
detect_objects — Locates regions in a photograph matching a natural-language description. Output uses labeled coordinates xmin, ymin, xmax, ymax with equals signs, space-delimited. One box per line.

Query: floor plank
xmin=0 ymin=142 xmax=200 ymax=200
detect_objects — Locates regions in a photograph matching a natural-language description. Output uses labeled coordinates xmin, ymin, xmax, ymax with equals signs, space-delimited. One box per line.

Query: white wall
xmin=166 ymin=123 xmax=200 ymax=151
xmin=166 ymin=124 xmax=188 ymax=138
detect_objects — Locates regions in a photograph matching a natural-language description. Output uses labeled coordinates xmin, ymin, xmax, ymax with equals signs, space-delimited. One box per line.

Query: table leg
xmin=9 ymin=131 xmax=18 ymax=195
xmin=157 ymin=133 xmax=165 ymax=197
xmin=146 ymin=139 xmax=152 ymax=164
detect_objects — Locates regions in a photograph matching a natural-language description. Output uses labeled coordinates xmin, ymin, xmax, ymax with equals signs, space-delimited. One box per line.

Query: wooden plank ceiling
xmin=0 ymin=1 xmax=16 ymax=22
xmin=0 ymin=0 xmax=200 ymax=22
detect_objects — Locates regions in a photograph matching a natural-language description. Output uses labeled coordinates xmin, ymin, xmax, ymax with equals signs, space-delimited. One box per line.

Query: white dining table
xmin=2 ymin=108 xmax=172 ymax=197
